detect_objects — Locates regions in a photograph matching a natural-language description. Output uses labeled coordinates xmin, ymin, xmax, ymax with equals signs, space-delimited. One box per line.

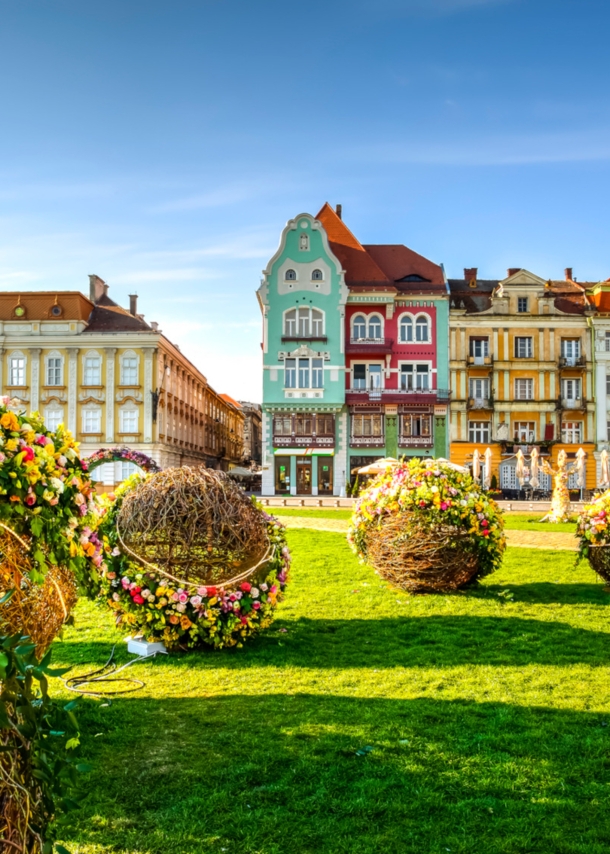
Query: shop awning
xmin=273 ymin=448 xmax=335 ymax=456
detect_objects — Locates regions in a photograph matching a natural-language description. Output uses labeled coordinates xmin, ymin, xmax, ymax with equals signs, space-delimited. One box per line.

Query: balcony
xmin=467 ymin=397 xmax=494 ymax=410
xmin=349 ymin=435 xmax=386 ymax=448
xmin=346 ymin=336 xmax=394 ymax=355
xmin=558 ymin=355 xmax=586 ymax=369
xmin=281 ymin=335 xmax=328 ymax=344
xmin=558 ymin=397 xmax=587 ymax=411
xmin=346 ymin=387 xmax=451 ymax=405
xmin=467 ymin=355 xmax=493 ymax=366
xmin=273 ymin=435 xmax=335 ymax=449
xmin=398 ymin=436 xmax=434 ymax=448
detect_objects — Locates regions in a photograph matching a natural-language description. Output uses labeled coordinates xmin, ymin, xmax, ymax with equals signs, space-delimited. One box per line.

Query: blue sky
xmin=1 ymin=0 xmax=609 ymax=400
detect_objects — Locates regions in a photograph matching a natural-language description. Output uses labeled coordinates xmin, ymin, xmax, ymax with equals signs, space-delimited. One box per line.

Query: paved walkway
xmin=280 ymin=516 xmax=579 ymax=551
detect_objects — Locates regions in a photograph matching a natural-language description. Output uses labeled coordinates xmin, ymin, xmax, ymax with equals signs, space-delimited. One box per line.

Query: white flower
xmin=250 ymin=587 xmax=260 ymax=598
xmin=50 ymin=477 xmax=65 ymax=493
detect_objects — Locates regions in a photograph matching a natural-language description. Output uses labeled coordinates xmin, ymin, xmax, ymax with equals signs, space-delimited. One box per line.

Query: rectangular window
xmin=297 ymin=308 xmax=310 ymax=337
xmin=469 ymin=338 xmax=489 ymax=362
xmin=273 ymin=416 xmax=292 ymax=435
xmin=561 ymin=339 xmax=581 ymax=365
xmin=517 ymin=297 xmax=528 ymax=313
xmin=295 ymin=414 xmax=312 ymax=435
xmin=353 ymin=364 xmax=366 ymax=389
xmin=514 ymin=421 xmax=536 ymax=442
xmin=298 ymin=358 xmax=310 ymax=388
xmin=352 ymin=414 xmax=383 ymax=437
xmin=84 ymin=356 xmax=101 ymax=385
xmin=469 ymin=421 xmax=490 ymax=443
xmin=44 ymin=408 xmax=63 ymax=431
xmin=514 ymin=378 xmax=533 ymax=400
xmin=400 ymin=365 xmax=413 ymax=390
xmin=285 ymin=359 xmax=296 ymax=388
xmin=368 ymin=365 xmax=382 ymax=389
xmin=311 ymin=313 xmax=324 ymax=337
xmin=9 ymin=357 xmax=25 ymax=386
xmin=562 ymin=378 xmax=581 ymax=401
xmin=285 ymin=311 xmax=297 ymax=336
xmin=316 ymin=414 xmax=334 ymax=435
xmin=121 ymin=357 xmax=138 ymax=385
xmin=562 ymin=421 xmax=582 ymax=443
xmin=416 ymin=365 xmax=429 ymax=390
xmin=401 ymin=414 xmax=431 ymax=438
xmin=46 ymin=357 xmax=62 ymax=386
xmin=312 ymin=358 xmax=323 ymax=389
xmin=514 ymin=337 xmax=533 ymax=358
xmin=120 ymin=462 xmax=138 ymax=481
xmin=469 ymin=378 xmax=490 ymax=400
xmin=120 ymin=409 xmax=138 ymax=433
xmin=82 ymin=409 xmax=101 ymax=434
xmin=401 ymin=364 xmax=430 ymax=390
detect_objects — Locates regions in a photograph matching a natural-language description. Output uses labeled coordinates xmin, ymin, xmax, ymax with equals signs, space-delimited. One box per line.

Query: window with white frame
xmin=352 ymin=414 xmax=383 ymax=437
xmin=515 ymin=337 xmax=533 ymax=358
xmin=513 ymin=421 xmax=536 ymax=442
xmin=562 ymin=378 xmax=581 ymax=401
xmin=283 ymin=307 xmax=324 ymax=337
xmin=469 ymin=378 xmax=490 ymax=401
xmin=561 ymin=339 xmax=581 ymax=365
xmin=83 ymin=354 xmax=101 ymax=385
xmin=351 ymin=313 xmax=383 ymax=341
xmin=120 ymin=462 xmax=139 ymax=481
xmin=469 ymin=421 xmax=490 ymax=443
xmin=400 ymin=414 xmax=431 ymax=438
xmin=353 ymin=315 xmax=367 ymax=339
xmin=311 ymin=268 xmax=323 ymax=281
xmin=400 ymin=364 xmax=430 ymax=391
xmin=9 ymin=355 xmax=25 ymax=386
xmin=514 ymin=378 xmax=534 ymax=400
xmin=561 ymin=421 xmax=582 ymax=443
xmin=82 ymin=408 xmax=101 ymax=434
xmin=44 ymin=408 xmax=64 ymax=431
xmin=353 ymin=364 xmax=383 ymax=390
xmin=500 ymin=465 xmax=518 ymax=490
xmin=284 ymin=357 xmax=323 ymax=389
xmin=121 ymin=354 xmax=138 ymax=385
xmin=120 ymin=408 xmax=139 ymax=434
xmin=46 ymin=355 xmax=62 ymax=386
xmin=285 ymin=269 xmax=297 ymax=281
xmin=469 ymin=338 xmax=489 ymax=361
xmin=274 ymin=415 xmax=292 ymax=435
xmin=399 ymin=315 xmax=413 ymax=342
xmin=368 ymin=315 xmax=382 ymax=339
xmin=415 ymin=315 xmax=430 ymax=342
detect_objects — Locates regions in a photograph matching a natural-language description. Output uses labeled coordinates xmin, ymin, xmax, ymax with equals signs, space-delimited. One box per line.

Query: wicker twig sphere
xmin=364 ymin=513 xmax=479 ymax=593
xmin=586 ymin=547 xmax=610 ymax=584
xmin=116 ymin=466 xmax=270 ymax=587
xmin=0 ymin=527 xmax=78 ymax=656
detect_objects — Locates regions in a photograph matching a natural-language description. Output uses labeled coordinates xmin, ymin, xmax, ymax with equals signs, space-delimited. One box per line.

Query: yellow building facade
xmin=0 ymin=277 xmax=243 ymax=485
xmin=448 ymin=268 xmax=596 ymax=491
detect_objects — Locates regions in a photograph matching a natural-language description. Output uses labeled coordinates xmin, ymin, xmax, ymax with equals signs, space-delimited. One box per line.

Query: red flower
xmin=132 ymin=594 xmax=145 ymax=604
xmin=240 ymin=616 xmax=248 ymax=624
xmin=22 ymin=447 xmax=35 ymax=462
xmin=482 ymin=530 xmax=489 ymax=537
xmin=206 ymin=586 xmax=217 ymax=597
xmin=240 ymin=582 xmax=252 ymax=593
xmin=25 ymin=493 xmax=36 ymax=506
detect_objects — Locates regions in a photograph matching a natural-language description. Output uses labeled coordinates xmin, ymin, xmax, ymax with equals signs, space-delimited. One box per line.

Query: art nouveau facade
xmin=0 ymin=277 xmax=243 ymax=485
xmin=448 ymin=268 xmax=597 ymax=489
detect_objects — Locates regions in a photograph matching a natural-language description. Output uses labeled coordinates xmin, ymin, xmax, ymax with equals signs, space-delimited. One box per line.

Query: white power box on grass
xmin=126 ymin=637 xmax=168 ymax=657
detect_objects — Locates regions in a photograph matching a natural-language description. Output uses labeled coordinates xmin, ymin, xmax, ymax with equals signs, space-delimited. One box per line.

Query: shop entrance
xmin=274 ymin=456 xmax=290 ymax=494
xmin=318 ymin=457 xmax=333 ymax=494
xmin=296 ymin=457 xmax=312 ymax=494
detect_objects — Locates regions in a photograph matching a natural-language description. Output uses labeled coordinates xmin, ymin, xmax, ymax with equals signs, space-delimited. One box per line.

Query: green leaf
xmin=30 ymin=516 xmax=44 ymax=537
xmin=55 ymin=843 xmax=73 ymax=853
xmin=65 ymin=736 xmax=80 ymax=750
xmin=76 ymin=763 xmax=93 ymax=773
xmin=45 ymin=665 xmax=73 ymax=677
xmin=0 ymin=589 xmax=15 ymax=605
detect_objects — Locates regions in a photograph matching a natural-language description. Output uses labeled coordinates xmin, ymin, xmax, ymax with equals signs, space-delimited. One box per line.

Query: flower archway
xmin=85 ymin=447 xmax=161 ymax=474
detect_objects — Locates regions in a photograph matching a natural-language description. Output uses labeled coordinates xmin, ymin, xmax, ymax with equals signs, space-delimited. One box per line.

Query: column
xmin=105 ymin=348 xmax=117 ymax=443
xmin=29 ymin=348 xmax=41 ymax=413
xmin=595 ymin=360 xmax=607 ymax=444
xmin=143 ymin=347 xmax=155 ymax=444
xmin=290 ymin=455 xmax=297 ymax=496
xmin=311 ymin=454 xmax=319 ymax=496
xmin=67 ymin=348 xmax=79 ymax=436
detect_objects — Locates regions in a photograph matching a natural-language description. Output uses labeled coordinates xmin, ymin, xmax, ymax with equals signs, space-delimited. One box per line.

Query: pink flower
xmin=197 ymin=586 xmax=208 ymax=596
xmin=25 ymin=493 xmax=36 ymax=506
xmin=73 ymin=493 xmax=86 ymax=506
xmin=260 ymin=583 xmax=268 ymax=592
xmin=440 ymin=502 xmax=448 ymax=511
xmin=112 ymin=592 xmax=120 ymax=601
xmin=171 ymin=591 xmax=180 ymax=602
xmin=270 ymin=585 xmax=278 ymax=595
xmin=22 ymin=446 xmax=35 ymax=462
xmin=481 ymin=520 xmax=489 ymax=527
xmin=190 ymin=595 xmax=202 ymax=607
xmin=252 ymin=601 xmax=261 ymax=610
xmin=49 ymin=497 xmax=59 ymax=505
xmin=132 ymin=594 xmax=145 ymax=604
xmin=176 ymin=603 xmax=186 ymax=613
xmin=240 ymin=616 xmax=248 ymax=625
xmin=229 ymin=593 xmax=237 ymax=602
xmin=178 ymin=592 xmax=189 ymax=604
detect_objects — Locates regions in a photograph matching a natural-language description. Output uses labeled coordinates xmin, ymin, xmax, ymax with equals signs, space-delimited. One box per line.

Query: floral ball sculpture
xmin=576 ymin=490 xmax=610 ymax=582
xmin=348 ymin=459 xmax=506 ymax=593
xmin=91 ymin=467 xmax=290 ymax=649
xmin=0 ymin=398 xmax=102 ymax=653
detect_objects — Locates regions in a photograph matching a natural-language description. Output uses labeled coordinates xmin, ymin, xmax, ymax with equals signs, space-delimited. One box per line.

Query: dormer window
xmin=312 ymin=269 xmax=323 ymax=281
xmin=517 ymin=297 xmax=528 ymax=313
xmin=285 ymin=269 xmax=297 ymax=281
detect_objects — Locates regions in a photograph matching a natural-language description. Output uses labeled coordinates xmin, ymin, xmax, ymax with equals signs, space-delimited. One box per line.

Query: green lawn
xmin=51 ymin=531 xmax=610 ymax=854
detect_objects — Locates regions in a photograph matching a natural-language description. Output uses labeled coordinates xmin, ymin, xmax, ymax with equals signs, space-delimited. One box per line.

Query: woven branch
xmin=0 ymin=528 xmax=78 ymax=657
xmin=364 ymin=513 xmax=480 ymax=593
xmin=117 ymin=466 xmax=269 ymax=586
xmin=587 ymin=546 xmax=610 ymax=584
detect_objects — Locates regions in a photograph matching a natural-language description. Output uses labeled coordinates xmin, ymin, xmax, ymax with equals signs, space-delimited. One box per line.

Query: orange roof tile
xmin=219 ymin=393 xmax=242 ymax=409
xmin=0 ymin=292 xmax=93 ymax=321
xmin=315 ymin=203 xmax=391 ymax=284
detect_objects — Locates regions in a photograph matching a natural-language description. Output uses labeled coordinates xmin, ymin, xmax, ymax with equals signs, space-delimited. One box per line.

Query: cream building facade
xmin=0 ymin=276 xmax=244 ymax=485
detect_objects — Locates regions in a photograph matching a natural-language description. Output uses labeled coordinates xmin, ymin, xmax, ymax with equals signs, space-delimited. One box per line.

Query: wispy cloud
xmin=360 ymin=0 xmax=513 ymax=15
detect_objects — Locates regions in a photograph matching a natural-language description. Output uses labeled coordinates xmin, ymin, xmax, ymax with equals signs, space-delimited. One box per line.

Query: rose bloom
xmin=190 ymin=595 xmax=202 ymax=607
xmin=107 ymin=572 xmax=116 ymax=579
xmin=178 ymin=592 xmax=189 ymax=604
xmin=240 ymin=582 xmax=252 ymax=593
xmin=73 ymin=493 xmax=86 ymax=506
xmin=176 ymin=603 xmax=186 ymax=613
xmin=260 ymin=583 xmax=268 ymax=592
xmin=197 ymin=586 xmax=208 ymax=596
xmin=250 ymin=587 xmax=260 ymax=598
xmin=252 ymin=601 xmax=261 ymax=610
xmin=132 ymin=594 xmax=145 ymax=605
xmin=112 ymin=592 xmax=120 ymax=601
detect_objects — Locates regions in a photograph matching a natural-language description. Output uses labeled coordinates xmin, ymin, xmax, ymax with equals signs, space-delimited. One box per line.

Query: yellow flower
xmin=5 ymin=439 xmax=17 ymax=452
xmin=0 ymin=412 xmax=20 ymax=432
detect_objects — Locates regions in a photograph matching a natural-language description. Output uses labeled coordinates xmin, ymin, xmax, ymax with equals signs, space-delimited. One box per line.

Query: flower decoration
xmin=576 ymin=490 xmax=610 ymax=582
xmin=348 ymin=458 xmax=505 ymax=590
xmin=85 ymin=446 xmax=161 ymax=475
xmin=0 ymin=397 xmax=102 ymax=585
xmin=87 ymin=474 xmax=290 ymax=650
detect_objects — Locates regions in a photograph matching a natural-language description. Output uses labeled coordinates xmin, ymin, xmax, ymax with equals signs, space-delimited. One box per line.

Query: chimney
xmin=129 ymin=294 xmax=138 ymax=316
xmin=88 ymin=274 xmax=106 ymax=303
xmin=150 ymin=321 xmax=159 ymax=331
xmin=507 ymin=268 xmax=520 ymax=277
xmin=565 ymin=267 xmax=573 ymax=281
xmin=464 ymin=267 xmax=477 ymax=284
xmin=335 ymin=203 xmax=342 ymax=220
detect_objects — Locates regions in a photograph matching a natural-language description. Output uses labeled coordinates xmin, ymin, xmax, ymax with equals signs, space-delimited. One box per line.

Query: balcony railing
xmin=467 ymin=397 xmax=493 ymax=410
xmin=349 ymin=435 xmax=386 ymax=448
xmin=558 ymin=355 xmax=586 ymax=368
xmin=560 ymin=397 xmax=586 ymax=410
xmin=281 ymin=335 xmax=328 ymax=344
xmin=398 ymin=436 xmax=434 ymax=448
xmin=273 ymin=435 xmax=335 ymax=448
xmin=346 ymin=387 xmax=451 ymax=403
xmin=346 ymin=337 xmax=394 ymax=353
xmin=467 ymin=355 xmax=493 ymax=366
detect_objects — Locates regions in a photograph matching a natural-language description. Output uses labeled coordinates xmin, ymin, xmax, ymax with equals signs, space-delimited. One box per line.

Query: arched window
xmin=311 ymin=309 xmax=324 ymax=336
xmin=312 ymin=269 xmax=323 ymax=281
xmin=285 ymin=269 xmax=297 ymax=281
xmin=353 ymin=315 xmax=367 ymax=340
xmin=284 ymin=307 xmax=325 ymax=338
xmin=368 ymin=315 xmax=382 ymax=339
xmin=400 ymin=315 xmax=413 ymax=343
xmin=415 ymin=315 xmax=430 ymax=342
xmin=284 ymin=309 xmax=297 ymax=336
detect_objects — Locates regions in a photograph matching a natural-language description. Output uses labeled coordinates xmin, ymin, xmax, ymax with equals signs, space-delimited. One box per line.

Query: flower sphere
xmin=348 ymin=459 xmax=505 ymax=592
